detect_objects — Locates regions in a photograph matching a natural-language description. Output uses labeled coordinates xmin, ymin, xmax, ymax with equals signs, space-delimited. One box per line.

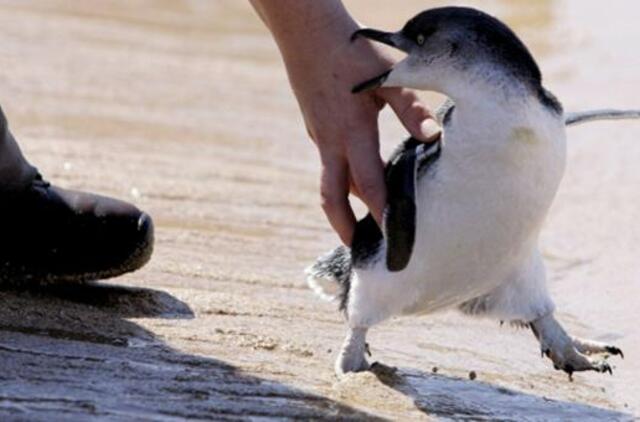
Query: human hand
xmin=287 ymin=29 xmax=440 ymax=244
xmin=251 ymin=1 xmax=441 ymax=245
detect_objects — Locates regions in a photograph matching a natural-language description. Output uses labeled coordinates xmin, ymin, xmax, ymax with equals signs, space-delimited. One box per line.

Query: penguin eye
xmin=416 ymin=33 xmax=425 ymax=45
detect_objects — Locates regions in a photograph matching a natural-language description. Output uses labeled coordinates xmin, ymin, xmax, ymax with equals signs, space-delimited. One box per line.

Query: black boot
xmin=0 ymin=173 xmax=154 ymax=284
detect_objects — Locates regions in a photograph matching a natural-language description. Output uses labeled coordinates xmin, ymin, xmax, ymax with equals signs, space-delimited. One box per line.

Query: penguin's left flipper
xmin=384 ymin=138 xmax=441 ymax=272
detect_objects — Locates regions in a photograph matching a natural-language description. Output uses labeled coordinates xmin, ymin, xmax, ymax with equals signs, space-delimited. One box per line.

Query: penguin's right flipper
xmin=384 ymin=138 xmax=442 ymax=272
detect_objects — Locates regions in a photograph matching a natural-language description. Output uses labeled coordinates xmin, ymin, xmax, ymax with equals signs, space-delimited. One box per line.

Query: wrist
xmin=281 ymin=15 xmax=358 ymax=70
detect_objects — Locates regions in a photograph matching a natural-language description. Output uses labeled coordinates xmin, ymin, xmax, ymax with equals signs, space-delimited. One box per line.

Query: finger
xmin=345 ymin=135 xmax=386 ymax=226
xmin=319 ymin=155 xmax=357 ymax=245
xmin=348 ymin=173 xmax=361 ymax=198
xmin=378 ymin=87 xmax=441 ymax=142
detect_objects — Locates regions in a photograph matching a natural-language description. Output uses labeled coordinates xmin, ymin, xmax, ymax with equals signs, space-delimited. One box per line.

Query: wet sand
xmin=0 ymin=0 xmax=639 ymax=419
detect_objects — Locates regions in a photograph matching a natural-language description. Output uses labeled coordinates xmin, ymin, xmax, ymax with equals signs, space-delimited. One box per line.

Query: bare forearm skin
xmin=249 ymin=1 xmax=364 ymax=96
xmin=250 ymin=0 xmax=355 ymax=51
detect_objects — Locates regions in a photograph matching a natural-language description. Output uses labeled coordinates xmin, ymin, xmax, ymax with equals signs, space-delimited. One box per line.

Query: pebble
xmin=469 ymin=370 xmax=477 ymax=381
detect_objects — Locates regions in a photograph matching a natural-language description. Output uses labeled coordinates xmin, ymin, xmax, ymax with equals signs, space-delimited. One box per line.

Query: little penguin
xmin=306 ymin=6 xmax=640 ymax=377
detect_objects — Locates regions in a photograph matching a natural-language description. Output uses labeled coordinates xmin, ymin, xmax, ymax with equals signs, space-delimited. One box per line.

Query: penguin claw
xmin=572 ymin=337 xmax=624 ymax=360
xmin=600 ymin=361 xmax=613 ymax=375
xmin=605 ymin=346 xmax=624 ymax=359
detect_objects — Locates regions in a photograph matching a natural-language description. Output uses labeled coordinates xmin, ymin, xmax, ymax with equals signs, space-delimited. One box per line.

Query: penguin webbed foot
xmin=531 ymin=314 xmax=623 ymax=381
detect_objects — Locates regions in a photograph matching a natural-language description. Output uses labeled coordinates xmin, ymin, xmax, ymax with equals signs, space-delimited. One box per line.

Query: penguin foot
xmin=335 ymin=355 xmax=370 ymax=376
xmin=572 ymin=337 xmax=624 ymax=359
xmin=335 ymin=327 xmax=370 ymax=376
xmin=531 ymin=314 xmax=622 ymax=380
xmin=543 ymin=343 xmax=614 ymax=381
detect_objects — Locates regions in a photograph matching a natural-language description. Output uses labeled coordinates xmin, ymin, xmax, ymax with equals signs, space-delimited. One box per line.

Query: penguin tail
xmin=565 ymin=109 xmax=640 ymax=126
xmin=305 ymin=246 xmax=352 ymax=303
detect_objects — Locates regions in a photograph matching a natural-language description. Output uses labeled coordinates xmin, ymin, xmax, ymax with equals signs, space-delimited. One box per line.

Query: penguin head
xmin=352 ymin=7 xmax=542 ymax=99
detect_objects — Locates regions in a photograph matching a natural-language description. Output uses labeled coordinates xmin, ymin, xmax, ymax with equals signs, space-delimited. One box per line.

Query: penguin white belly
xmin=348 ymin=121 xmax=566 ymax=327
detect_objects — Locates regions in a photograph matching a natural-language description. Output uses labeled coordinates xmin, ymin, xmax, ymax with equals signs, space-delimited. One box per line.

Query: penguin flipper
xmin=350 ymin=138 xmax=442 ymax=273
xmin=385 ymin=138 xmax=442 ymax=272
xmin=384 ymin=141 xmax=419 ymax=272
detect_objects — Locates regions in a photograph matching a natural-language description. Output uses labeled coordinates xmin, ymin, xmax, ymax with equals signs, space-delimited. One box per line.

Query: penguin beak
xmin=351 ymin=29 xmax=410 ymax=52
xmin=351 ymin=69 xmax=392 ymax=93
xmin=352 ymin=28 xmax=393 ymax=45
xmin=350 ymin=28 xmax=411 ymax=93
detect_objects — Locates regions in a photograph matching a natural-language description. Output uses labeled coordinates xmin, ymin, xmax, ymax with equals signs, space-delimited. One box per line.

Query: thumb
xmin=377 ymin=87 xmax=441 ymax=142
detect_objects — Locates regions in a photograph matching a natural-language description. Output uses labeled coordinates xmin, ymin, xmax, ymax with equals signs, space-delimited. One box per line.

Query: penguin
xmin=306 ymin=7 xmax=639 ymax=378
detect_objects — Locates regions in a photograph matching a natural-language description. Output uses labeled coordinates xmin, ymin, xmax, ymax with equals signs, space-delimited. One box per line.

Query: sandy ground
xmin=0 ymin=0 xmax=639 ymax=420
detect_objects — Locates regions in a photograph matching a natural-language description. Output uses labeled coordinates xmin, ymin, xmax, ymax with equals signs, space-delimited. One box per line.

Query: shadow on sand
xmin=370 ymin=364 xmax=632 ymax=421
xmin=0 ymin=282 xmax=380 ymax=420
xmin=1 ymin=282 xmax=631 ymax=420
